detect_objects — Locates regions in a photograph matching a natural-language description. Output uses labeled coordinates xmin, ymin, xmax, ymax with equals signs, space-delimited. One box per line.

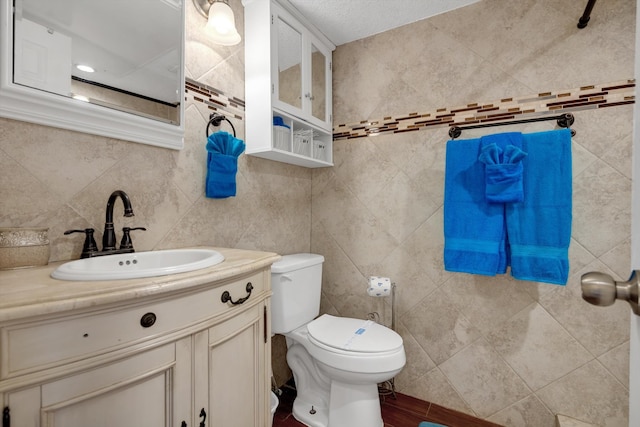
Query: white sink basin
xmin=51 ymin=249 xmax=225 ymax=281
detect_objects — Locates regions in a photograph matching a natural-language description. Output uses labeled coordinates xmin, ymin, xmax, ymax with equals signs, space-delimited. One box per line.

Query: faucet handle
xmin=64 ymin=228 xmax=98 ymax=258
xmin=120 ymin=227 xmax=146 ymax=250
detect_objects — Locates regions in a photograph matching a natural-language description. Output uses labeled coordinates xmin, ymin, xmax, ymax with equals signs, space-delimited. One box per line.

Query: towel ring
xmin=206 ymin=112 xmax=236 ymax=138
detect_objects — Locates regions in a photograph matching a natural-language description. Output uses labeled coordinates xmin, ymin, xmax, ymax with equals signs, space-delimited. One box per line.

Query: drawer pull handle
xmin=199 ymin=408 xmax=207 ymax=427
xmin=221 ymin=282 xmax=253 ymax=305
xmin=140 ymin=312 xmax=157 ymax=328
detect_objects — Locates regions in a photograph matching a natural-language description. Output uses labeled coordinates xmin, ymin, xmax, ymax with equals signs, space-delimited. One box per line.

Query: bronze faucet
xmin=64 ymin=190 xmax=146 ymax=258
xmin=102 ymin=190 xmax=134 ymax=251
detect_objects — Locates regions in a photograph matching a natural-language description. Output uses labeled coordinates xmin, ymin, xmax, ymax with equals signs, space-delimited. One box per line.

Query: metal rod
xmin=577 ymin=0 xmax=597 ymax=29
xmin=391 ymin=282 xmax=397 ymax=332
xmin=448 ymin=113 xmax=574 ymax=140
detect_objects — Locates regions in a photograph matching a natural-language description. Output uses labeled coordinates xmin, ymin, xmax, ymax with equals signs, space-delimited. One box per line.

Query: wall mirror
xmin=0 ymin=0 xmax=185 ymax=149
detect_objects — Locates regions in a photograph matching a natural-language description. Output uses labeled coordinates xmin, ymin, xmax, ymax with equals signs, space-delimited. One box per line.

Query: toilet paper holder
xmin=367 ymin=277 xmax=397 ymax=333
xmin=367 ymin=277 xmax=398 ymax=400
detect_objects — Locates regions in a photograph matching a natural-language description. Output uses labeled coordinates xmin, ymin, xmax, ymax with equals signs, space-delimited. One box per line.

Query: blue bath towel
xmin=205 ymin=131 xmax=245 ymax=199
xmin=444 ymin=137 xmax=508 ymax=276
xmin=444 ymin=128 xmax=572 ymax=285
xmin=478 ymin=132 xmax=527 ymax=203
xmin=506 ymin=128 xmax=572 ymax=285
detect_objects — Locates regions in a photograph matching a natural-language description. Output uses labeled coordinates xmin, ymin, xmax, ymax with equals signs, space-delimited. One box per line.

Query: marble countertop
xmin=0 ymin=247 xmax=280 ymax=322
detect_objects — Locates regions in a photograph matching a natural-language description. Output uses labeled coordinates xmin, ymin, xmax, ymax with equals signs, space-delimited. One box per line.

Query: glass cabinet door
xmin=310 ymin=42 xmax=326 ymax=123
xmin=277 ymin=16 xmax=302 ymax=111
xmin=271 ymin=3 xmax=332 ymax=132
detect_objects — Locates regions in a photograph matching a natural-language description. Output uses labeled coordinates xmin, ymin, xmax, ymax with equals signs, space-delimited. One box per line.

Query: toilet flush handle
xmin=281 ymin=275 xmax=293 ymax=282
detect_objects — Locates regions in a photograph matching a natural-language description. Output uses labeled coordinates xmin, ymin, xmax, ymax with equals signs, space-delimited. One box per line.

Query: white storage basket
xmin=273 ymin=125 xmax=290 ymax=151
xmin=293 ymin=129 xmax=312 ymax=156
xmin=312 ymin=140 xmax=329 ymax=162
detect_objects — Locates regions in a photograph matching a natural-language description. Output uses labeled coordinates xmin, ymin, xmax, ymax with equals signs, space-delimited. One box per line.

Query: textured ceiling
xmin=286 ymin=0 xmax=481 ymax=46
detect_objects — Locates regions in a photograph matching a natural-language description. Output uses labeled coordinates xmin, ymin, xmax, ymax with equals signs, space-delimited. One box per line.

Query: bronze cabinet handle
xmin=221 ymin=282 xmax=253 ymax=305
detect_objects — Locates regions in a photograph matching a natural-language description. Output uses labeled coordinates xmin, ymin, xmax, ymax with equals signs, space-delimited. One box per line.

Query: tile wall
xmin=334 ymin=79 xmax=635 ymax=141
xmin=0 ymin=0 xmax=311 ymax=265
xmin=313 ymin=0 xmax=636 ymax=426
xmin=0 ymin=0 xmax=636 ymax=426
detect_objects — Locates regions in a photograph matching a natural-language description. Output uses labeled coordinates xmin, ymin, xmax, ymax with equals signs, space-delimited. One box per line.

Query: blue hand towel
xmin=206 ymin=153 xmax=239 ymax=198
xmin=478 ymin=132 xmax=527 ymax=203
xmin=506 ymin=128 xmax=572 ymax=285
xmin=418 ymin=423 xmax=448 ymax=427
xmin=444 ymin=137 xmax=507 ymax=276
xmin=205 ymin=131 xmax=245 ymax=199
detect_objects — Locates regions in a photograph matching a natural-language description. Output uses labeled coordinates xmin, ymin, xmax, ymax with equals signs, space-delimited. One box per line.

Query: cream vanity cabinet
xmin=244 ymin=0 xmax=335 ymax=168
xmin=0 ymin=248 xmax=278 ymax=427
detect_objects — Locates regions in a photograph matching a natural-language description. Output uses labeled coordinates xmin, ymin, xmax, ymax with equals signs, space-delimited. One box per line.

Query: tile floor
xmin=272 ymin=383 xmax=504 ymax=427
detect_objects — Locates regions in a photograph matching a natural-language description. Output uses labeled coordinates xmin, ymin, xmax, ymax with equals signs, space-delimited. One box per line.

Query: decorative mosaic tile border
xmin=185 ymin=77 xmax=245 ymax=121
xmin=333 ymin=79 xmax=636 ymax=141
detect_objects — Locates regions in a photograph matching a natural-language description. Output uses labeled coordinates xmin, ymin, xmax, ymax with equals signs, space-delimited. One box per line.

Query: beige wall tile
xmin=540 ymin=260 xmax=630 ymax=357
xmin=394 ymin=208 xmax=448 ymax=293
xmin=393 ymin=322 xmax=437 ymax=388
xmin=555 ymin=414 xmax=600 ymax=427
xmin=440 ymin=274 xmax=535 ymax=335
xmin=400 ymin=367 xmax=473 ymax=417
xmin=372 ymin=242 xmax=440 ymax=317
xmin=486 ymin=303 xmax=592 ymax=391
xmin=572 ymin=107 xmax=634 ymax=161
xmin=0 ymin=145 xmax=63 ymax=227
xmin=1 ymin=0 xmax=310 ymax=266
xmin=439 ymin=338 xmax=531 ymax=418
xmin=598 ymin=340 xmax=631 ymax=389
xmin=537 ymin=360 xmax=629 ymax=427
xmin=0 ymin=119 xmax=130 ymax=201
xmin=488 ymin=394 xmax=556 ymax=427
xmin=403 ymin=288 xmax=480 ymax=365
xmin=573 ymin=161 xmax=631 ymax=258
xmin=326 ymin=0 xmax=634 ymax=424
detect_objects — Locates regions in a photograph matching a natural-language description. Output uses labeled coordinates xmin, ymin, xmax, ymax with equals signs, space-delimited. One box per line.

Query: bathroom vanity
xmin=0 ymin=247 xmax=279 ymax=427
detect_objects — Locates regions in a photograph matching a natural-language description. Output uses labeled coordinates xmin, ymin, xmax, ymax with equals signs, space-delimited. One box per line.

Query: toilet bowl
xmin=271 ymin=254 xmax=406 ymax=427
xmin=285 ymin=315 xmax=405 ymax=427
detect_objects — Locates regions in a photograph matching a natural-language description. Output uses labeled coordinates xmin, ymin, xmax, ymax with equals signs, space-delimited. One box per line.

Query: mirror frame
xmin=0 ymin=0 xmax=185 ymax=150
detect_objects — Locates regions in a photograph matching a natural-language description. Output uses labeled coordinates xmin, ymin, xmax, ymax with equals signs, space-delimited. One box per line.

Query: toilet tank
xmin=271 ymin=253 xmax=324 ymax=334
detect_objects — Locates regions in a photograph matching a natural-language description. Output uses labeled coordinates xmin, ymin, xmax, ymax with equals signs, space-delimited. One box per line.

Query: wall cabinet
xmin=244 ymin=0 xmax=335 ymax=168
xmin=0 ymin=250 xmax=276 ymax=427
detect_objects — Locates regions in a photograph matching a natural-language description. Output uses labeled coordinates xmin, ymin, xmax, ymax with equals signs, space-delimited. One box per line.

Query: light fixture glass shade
xmin=206 ymin=1 xmax=241 ymax=46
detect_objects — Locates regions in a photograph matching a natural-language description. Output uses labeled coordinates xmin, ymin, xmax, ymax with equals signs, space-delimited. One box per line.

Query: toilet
xmin=271 ymin=253 xmax=406 ymax=427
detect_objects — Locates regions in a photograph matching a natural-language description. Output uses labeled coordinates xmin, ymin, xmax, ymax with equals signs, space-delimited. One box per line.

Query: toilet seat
xmin=307 ymin=314 xmax=403 ymax=353
xmin=288 ymin=314 xmax=406 ymax=375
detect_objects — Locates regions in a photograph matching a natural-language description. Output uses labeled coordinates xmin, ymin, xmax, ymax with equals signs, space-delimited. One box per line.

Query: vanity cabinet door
xmin=194 ymin=303 xmax=268 ymax=427
xmin=3 ymin=338 xmax=191 ymax=427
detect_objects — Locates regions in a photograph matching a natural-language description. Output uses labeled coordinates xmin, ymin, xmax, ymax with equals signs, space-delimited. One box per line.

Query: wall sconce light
xmin=193 ymin=0 xmax=241 ymax=46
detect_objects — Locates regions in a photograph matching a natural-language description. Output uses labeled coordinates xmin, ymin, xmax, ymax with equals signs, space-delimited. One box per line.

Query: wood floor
xmin=272 ymin=383 xmax=503 ymax=427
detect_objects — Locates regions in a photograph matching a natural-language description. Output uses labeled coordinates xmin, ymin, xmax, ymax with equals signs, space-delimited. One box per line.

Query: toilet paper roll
xmin=367 ymin=276 xmax=392 ymax=297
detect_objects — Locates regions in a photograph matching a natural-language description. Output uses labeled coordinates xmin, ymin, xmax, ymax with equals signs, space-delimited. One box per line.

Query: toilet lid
xmin=307 ymin=314 xmax=403 ymax=353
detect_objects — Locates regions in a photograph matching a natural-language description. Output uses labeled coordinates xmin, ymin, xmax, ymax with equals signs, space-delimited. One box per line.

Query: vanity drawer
xmin=1 ymin=271 xmax=265 ymax=379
